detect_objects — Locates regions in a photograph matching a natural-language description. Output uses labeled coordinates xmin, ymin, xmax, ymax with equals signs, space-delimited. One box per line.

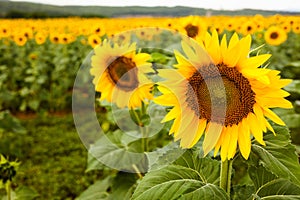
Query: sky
xmin=9 ymin=0 xmax=300 ymax=11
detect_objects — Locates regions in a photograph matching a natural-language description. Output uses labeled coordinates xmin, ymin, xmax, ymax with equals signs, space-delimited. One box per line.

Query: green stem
xmin=132 ymin=164 xmax=143 ymax=179
xmin=220 ymin=159 xmax=233 ymax=196
xmin=6 ymin=181 xmax=11 ymax=200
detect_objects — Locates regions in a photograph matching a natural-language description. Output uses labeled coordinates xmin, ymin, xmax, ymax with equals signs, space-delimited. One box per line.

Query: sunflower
xmin=292 ymin=23 xmax=300 ymax=34
xmin=49 ymin=33 xmax=60 ymax=44
xmin=264 ymin=26 xmax=287 ymax=46
xmin=90 ymin=39 xmax=153 ymax=108
xmin=179 ymin=16 xmax=207 ymax=39
xmin=154 ymin=30 xmax=292 ymax=161
xmin=88 ymin=34 xmax=101 ymax=48
xmin=0 ymin=25 xmax=10 ymax=38
xmin=13 ymin=34 xmax=27 ymax=46
xmin=240 ymin=20 xmax=257 ymax=35
xmin=35 ymin=32 xmax=47 ymax=45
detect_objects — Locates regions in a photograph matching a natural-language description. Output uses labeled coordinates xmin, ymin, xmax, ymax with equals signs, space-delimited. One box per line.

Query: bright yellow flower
xmin=155 ymin=30 xmax=292 ymax=161
xmin=264 ymin=26 xmax=287 ymax=46
xmin=35 ymin=32 xmax=47 ymax=45
xmin=14 ymin=34 xmax=27 ymax=46
xmin=179 ymin=16 xmax=207 ymax=39
xmin=88 ymin=34 xmax=101 ymax=48
xmin=90 ymin=40 xmax=153 ymax=108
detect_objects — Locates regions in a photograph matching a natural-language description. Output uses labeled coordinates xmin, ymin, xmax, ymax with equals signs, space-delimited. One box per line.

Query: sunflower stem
xmin=6 ymin=181 xmax=11 ymax=200
xmin=220 ymin=159 xmax=232 ymax=196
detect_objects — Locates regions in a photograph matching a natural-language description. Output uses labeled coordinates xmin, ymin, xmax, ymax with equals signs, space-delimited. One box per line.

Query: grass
xmin=0 ymin=113 xmax=102 ymax=200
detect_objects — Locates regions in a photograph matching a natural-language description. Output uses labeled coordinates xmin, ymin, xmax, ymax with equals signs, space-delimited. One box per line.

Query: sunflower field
xmin=1 ymin=14 xmax=300 ymax=200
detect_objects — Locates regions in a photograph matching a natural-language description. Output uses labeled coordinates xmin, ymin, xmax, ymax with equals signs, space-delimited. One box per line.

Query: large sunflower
xmin=90 ymin=39 xmax=153 ymax=108
xmin=154 ymin=30 xmax=292 ymax=161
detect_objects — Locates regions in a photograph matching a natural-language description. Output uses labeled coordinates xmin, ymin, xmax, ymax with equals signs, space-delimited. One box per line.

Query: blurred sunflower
xmin=0 ymin=25 xmax=10 ymax=38
xmin=21 ymin=27 xmax=33 ymax=39
xmin=240 ymin=20 xmax=257 ymax=35
xmin=90 ymin=40 xmax=153 ymax=108
xmin=280 ymin=21 xmax=292 ymax=33
xmin=35 ymin=32 xmax=47 ymax=45
xmin=155 ymin=30 xmax=292 ymax=161
xmin=292 ymin=23 xmax=300 ymax=34
xmin=14 ymin=34 xmax=27 ymax=46
xmin=91 ymin=24 xmax=106 ymax=36
xmin=88 ymin=34 xmax=101 ymax=48
xmin=49 ymin=33 xmax=60 ymax=44
xmin=179 ymin=16 xmax=207 ymax=39
xmin=60 ymin=33 xmax=74 ymax=44
xmin=264 ymin=26 xmax=287 ymax=46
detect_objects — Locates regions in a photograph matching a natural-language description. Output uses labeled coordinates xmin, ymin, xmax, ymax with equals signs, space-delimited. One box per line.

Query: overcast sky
xmin=10 ymin=0 xmax=300 ymax=11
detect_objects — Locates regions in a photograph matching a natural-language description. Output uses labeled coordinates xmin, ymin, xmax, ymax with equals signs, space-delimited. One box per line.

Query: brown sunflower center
xmin=186 ymin=64 xmax=256 ymax=126
xmin=270 ymin=32 xmax=279 ymax=39
xmin=185 ymin=24 xmax=199 ymax=38
xmin=107 ymin=56 xmax=139 ymax=91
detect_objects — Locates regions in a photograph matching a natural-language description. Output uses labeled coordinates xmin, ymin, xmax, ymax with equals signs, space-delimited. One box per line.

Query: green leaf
xmin=109 ymin=172 xmax=137 ymax=200
xmin=131 ymin=165 xmax=228 ymax=200
xmin=89 ymin=130 xmax=148 ymax=172
xmin=149 ymin=52 xmax=170 ymax=64
xmin=254 ymin=179 xmax=300 ymax=199
xmin=250 ymin=124 xmax=300 ymax=186
xmin=86 ymin=151 xmax=106 ymax=172
xmin=231 ymin=185 xmax=255 ymax=200
xmin=0 ymin=111 xmax=27 ymax=134
xmin=76 ymin=177 xmax=112 ymax=200
xmin=284 ymin=80 xmax=300 ymax=95
xmin=14 ymin=186 xmax=39 ymax=200
xmin=173 ymin=150 xmax=221 ymax=185
xmin=281 ymin=114 xmax=300 ymax=129
xmin=248 ymin=165 xmax=277 ymax=190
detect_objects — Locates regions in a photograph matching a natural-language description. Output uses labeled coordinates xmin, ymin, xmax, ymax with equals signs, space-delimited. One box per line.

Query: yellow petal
xmin=179 ymin=117 xmax=199 ymax=148
xmin=190 ymin=119 xmax=207 ymax=147
xmin=174 ymin=50 xmax=194 ymax=69
xmin=203 ymin=122 xmax=223 ymax=156
xmin=133 ymin=53 xmax=151 ymax=66
xmin=262 ymin=107 xmax=286 ymax=126
xmin=223 ymin=41 xmax=241 ymax=67
xmin=221 ymin=127 xmax=231 ymax=161
xmin=220 ymin=34 xmax=228 ymax=62
xmin=227 ymin=124 xmax=238 ymax=159
xmin=239 ymin=54 xmax=271 ymax=69
xmin=161 ymin=106 xmax=180 ymax=123
xmin=247 ymin=113 xmax=265 ymax=146
xmin=238 ymin=118 xmax=251 ymax=160
xmin=181 ymin=41 xmax=197 ymax=61
xmin=253 ymin=104 xmax=267 ymax=132
xmin=206 ymin=30 xmax=221 ymax=64
xmin=169 ymin=116 xmax=181 ymax=135
xmin=228 ymin=33 xmax=239 ymax=49
xmin=153 ymin=94 xmax=177 ymax=106
xmin=238 ymin=35 xmax=252 ymax=60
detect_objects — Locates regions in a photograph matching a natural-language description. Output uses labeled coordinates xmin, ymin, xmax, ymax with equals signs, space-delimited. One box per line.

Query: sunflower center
xmin=107 ymin=56 xmax=139 ymax=91
xmin=270 ymin=32 xmax=279 ymax=39
xmin=185 ymin=24 xmax=199 ymax=38
xmin=186 ymin=64 xmax=256 ymax=126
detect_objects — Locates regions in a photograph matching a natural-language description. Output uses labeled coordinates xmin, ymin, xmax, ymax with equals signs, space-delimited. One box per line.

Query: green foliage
xmin=250 ymin=125 xmax=300 ymax=185
xmin=0 ymin=38 xmax=91 ymax=112
xmin=0 ymin=114 xmax=101 ymax=200
xmin=77 ymin=172 xmax=137 ymax=200
xmin=0 ymin=111 xmax=26 ymax=134
xmin=132 ymin=150 xmax=228 ymax=200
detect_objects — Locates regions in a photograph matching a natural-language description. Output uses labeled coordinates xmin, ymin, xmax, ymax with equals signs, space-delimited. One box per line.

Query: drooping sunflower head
xmin=155 ymin=30 xmax=292 ymax=161
xmin=90 ymin=39 xmax=153 ymax=108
